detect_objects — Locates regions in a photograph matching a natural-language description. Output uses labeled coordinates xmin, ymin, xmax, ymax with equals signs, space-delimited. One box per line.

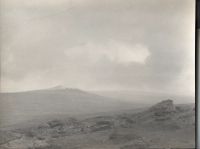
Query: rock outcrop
xmin=149 ymin=99 xmax=175 ymax=121
xmin=0 ymin=100 xmax=195 ymax=149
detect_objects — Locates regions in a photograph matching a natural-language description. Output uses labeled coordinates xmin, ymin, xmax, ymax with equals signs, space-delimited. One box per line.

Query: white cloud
xmin=64 ymin=40 xmax=150 ymax=64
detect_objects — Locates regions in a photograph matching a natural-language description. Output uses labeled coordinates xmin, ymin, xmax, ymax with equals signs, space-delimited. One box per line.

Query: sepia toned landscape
xmin=0 ymin=0 xmax=195 ymax=148
xmin=0 ymin=87 xmax=195 ymax=149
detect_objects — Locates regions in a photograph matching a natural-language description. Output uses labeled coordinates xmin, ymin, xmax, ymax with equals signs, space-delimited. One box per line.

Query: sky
xmin=0 ymin=0 xmax=195 ymax=96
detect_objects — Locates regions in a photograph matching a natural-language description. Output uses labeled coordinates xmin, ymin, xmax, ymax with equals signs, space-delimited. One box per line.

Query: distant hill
xmin=94 ymin=90 xmax=195 ymax=105
xmin=0 ymin=87 xmax=134 ymax=126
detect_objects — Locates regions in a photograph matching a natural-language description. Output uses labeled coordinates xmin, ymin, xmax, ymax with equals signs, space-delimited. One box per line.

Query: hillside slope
xmin=0 ymin=87 xmax=132 ymax=126
xmin=0 ymin=100 xmax=195 ymax=149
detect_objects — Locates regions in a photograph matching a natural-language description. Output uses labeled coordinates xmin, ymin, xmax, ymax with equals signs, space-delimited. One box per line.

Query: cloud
xmin=0 ymin=0 xmax=195 ymax=96
xmin=64 ymin=41 xmax=150 ymax=64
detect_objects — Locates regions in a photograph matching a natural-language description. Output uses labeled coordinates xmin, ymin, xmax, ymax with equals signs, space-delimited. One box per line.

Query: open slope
xmin=0 ymin=100 xmax=195 ymax=149
xmin=0 ymin=87 xmax=133 ymax=126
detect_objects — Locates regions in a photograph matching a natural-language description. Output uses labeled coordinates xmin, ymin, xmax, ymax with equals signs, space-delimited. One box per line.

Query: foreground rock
xmin=0 ymin=100 xmax=195 ymax=149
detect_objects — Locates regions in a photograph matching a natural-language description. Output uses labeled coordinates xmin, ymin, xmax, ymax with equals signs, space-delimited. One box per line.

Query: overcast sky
xmin=0 ymin=0 xmax=195 ymax=95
